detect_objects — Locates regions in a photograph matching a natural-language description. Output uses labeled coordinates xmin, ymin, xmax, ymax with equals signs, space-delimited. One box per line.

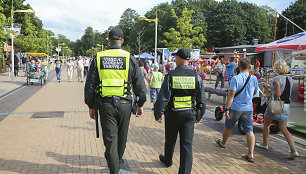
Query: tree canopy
xmin=162 ymin=8 xmax=206 ymax=50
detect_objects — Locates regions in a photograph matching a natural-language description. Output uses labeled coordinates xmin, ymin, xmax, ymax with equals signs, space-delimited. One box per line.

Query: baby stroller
xmin=215 ymin=97 xmax=280 ymax=135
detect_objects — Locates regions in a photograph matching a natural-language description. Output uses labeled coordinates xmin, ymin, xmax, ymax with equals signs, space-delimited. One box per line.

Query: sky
xmin=25 ymin=0 xmax=297 ymax=42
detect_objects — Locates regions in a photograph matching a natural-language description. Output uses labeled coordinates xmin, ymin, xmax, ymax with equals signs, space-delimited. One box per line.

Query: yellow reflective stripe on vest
xmin=172 ymin=76 xmax=195 ymax=89
xmin=174 ymin=96 xmax=192 ymax=109
xmin=96 ymin=49 xmax=130 ymax=97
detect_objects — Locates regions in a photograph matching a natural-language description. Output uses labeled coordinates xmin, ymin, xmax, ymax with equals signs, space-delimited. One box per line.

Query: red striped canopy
xmin=255 ymin=32 xmax=306 ymax=52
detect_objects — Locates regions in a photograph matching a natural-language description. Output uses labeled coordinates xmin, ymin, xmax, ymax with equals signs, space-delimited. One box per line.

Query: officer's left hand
xmin=136 ymin=107 xmax=143 ymax=117
xmin=89 ymin=108 xmax=95 ymax=120
xmin=195 ymin=119 xmax=202 ymax=123
xmin=156 ymin=118 xmax=162 ymax=123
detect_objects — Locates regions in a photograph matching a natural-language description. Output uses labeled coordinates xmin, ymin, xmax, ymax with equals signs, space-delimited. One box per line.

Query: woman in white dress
xmin=66 ymin=59 xmax=74 ymax=82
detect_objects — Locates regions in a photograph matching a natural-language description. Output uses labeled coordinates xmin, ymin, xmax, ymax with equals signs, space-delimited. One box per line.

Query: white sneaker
xmin=255 ymin=143 xmax=268 ymax=149
xmin=289 ymin=151 xmax=299 ymax=160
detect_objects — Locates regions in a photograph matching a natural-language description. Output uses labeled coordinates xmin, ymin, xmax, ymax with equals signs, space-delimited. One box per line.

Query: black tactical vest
xmin=168 ymin=68 xmax=198 ymax=110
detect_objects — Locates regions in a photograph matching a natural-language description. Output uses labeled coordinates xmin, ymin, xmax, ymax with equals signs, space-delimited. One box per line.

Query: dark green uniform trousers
xmin=164 ymin=109 xmax=196 ymax=174
xmin=99 ymin=102 xmax=132 ymax=174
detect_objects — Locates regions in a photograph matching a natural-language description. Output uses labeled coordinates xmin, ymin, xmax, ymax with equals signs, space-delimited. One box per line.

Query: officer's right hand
xmin=156 ymin=118 xmax=162 ymax=123
xmin=136 ymin=107 xmax=143 ymax=117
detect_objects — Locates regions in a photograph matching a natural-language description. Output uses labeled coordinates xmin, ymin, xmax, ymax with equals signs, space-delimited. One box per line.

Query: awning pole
xmin=272 ymin=13 xmax=278 ymax=67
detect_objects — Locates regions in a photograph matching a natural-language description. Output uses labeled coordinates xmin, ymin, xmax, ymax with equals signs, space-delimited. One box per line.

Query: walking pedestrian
xmin=254 ymin=58 xmax=261 ymax=79
xmin=5 ymin=56 xmax=11 ymax=76
xmin=139 ymin=61 xmax=149 ymax=82
xmin=66 ymin=59 xmax=74 ymax=82
xmin=144 ymin=58 xmax=150 ymax=73
xmin=215 ymin=58 xmax=258 ymax=163
xmin=76 ymin=56 xmax=84 ymax=83
xmin=55 ymin=57 xmax=62 ymax=82
xmin=256 ymin=59 xmax=299 ymax=160
xmin=14 ymin=55 xmax=19 ymax=76
xmin=41 ymin=57 xmax=49 ymax=82
xmin=227 ymin=57 xmax=235 ymax=87
xmin=214 ymin=58 xmax=226 ymax=90
xmin=84 ymin=28 xmax=147 ymax=174
xmin=84 ymin=57 xmax=90 ymax=77
xmin=21 ymin=56 xmax=27 ymax=74
xmin=149 ymin=64 xmax=163 ymax=109
xmin=154 ymin=49 xmax=206 ymax=174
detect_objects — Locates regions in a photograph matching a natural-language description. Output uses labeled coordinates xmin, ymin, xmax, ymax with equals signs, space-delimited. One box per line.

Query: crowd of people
xmin=53 ymin=56 xmax=91 ymax=83
xmin=4 ymin=55 xmax=92 ymax=83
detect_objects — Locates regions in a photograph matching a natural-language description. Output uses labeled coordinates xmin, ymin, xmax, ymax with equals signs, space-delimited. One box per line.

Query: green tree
xmin=162 ymin=8 xmax=206 ymax=51
xmin=240 ymin=2 xmax=272 ymax=44
xmin=208 ymin=0 xmax=247 ymax=47
xmin=192 ymin=0 xmax=218 ymax=48
xmin=277 ymin=0 xmax=306 ymax=39
xmin=71 ymin=39 xmax=84 ymax=56
xmin=137 ymin=3 xmax=176 ymax=54
xmin=0 ymin=2 xmax=9 ymax=56
xmin=81 ymin=26 xmax=94 ymax=52
xmin=118 ymin=8 xmax=139 ymax=47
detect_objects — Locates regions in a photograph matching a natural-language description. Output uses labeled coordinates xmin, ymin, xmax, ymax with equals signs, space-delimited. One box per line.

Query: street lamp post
xmin=57 ymin=43 xmax=65 ymax=58
xmin=138 ymin=8 xmax=158 ymax=64
xmin=62 ymin=47 xmax=68 ymax=60
xmin=10 ymin=0 xmax=34 ymax=82
xmin=47 ymin=36 xmax=56 ymax=60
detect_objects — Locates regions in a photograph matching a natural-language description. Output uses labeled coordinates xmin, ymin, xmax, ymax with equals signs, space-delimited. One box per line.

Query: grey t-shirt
xmin=272 ymin=75 xmax=293 ymax=98
xmin=215 ymin=63 xmax=226 ymax=76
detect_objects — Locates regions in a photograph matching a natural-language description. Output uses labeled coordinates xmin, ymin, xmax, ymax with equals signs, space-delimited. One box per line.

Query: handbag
xmin=267 ymin=97 xmax=285 ymax=114
xmin=267 ymin=76 xmax=290 ymax=115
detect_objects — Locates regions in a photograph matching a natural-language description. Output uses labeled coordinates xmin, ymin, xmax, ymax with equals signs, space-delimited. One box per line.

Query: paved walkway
xmin=0 ymin=69 xmax=305 ymax=173
xmin=0 ymin=70 xmax=27 ymax=98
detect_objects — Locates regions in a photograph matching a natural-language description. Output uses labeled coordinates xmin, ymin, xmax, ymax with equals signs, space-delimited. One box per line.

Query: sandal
xmin=215 ymin=138 xmax=225 ymax=148
xmin=244 ymin=155 xmax=255 ymax=163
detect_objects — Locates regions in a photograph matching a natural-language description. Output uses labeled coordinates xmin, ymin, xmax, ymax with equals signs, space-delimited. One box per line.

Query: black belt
xmin=101 ymin=97 xmax=131 ymax=104
xmin=170 ymin=107 xmax=195 ymax=112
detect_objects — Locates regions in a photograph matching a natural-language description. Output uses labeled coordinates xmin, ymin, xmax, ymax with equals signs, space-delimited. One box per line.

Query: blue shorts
xmin=150 ymin=88 xmax=160 ymax=103
xmin=225 ymin=109 xmax=253 ymax=132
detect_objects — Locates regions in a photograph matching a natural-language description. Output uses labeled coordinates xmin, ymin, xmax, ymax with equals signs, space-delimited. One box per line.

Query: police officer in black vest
xmin=154 ymin=49 xmax=206 ymax=174
xmin=84 ymin=28 xmax=147 ymax=174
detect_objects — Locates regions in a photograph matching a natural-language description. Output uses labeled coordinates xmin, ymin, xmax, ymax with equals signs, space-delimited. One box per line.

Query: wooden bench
xmin=204 ymin=87 xmax=228 ymax=104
